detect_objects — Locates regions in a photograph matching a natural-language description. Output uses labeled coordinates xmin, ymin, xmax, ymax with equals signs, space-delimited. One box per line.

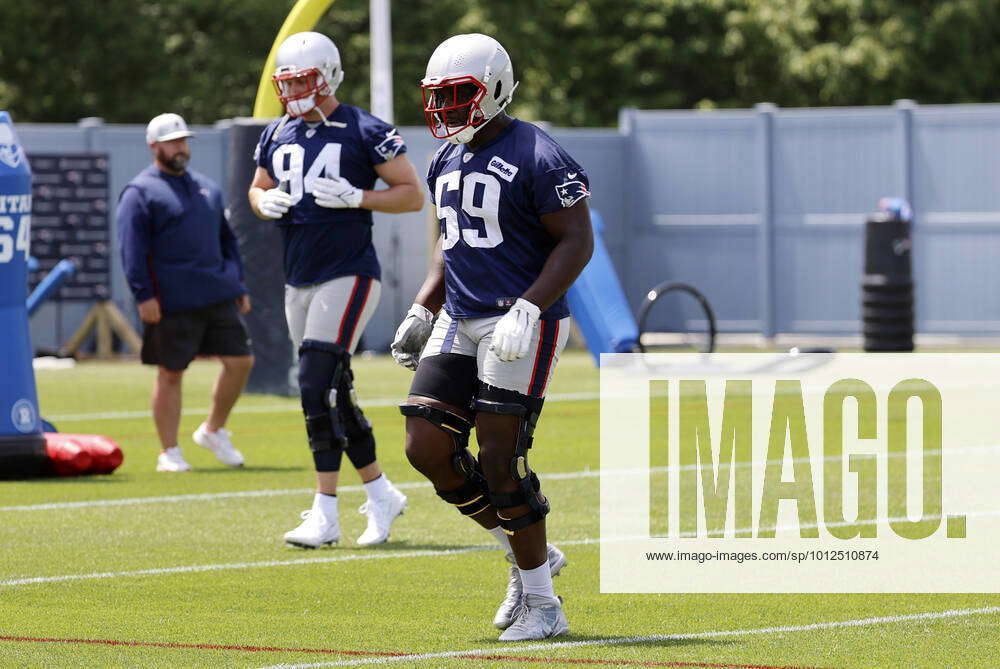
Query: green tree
xmin=0 ymin=0 xmax=296 ymax=123
xmin=2 ymin=1 xmax=999 ymax=127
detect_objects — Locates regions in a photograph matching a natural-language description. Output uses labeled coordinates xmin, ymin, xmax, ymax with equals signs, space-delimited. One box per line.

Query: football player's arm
xmin=413 ymin=236 xmax=446 ymax=313
xmin=391 ymin=236 xmax=444 ymax=369
xmin=248 ymin=167 xmax=292 ymax=220
xmin=390 ymin=139 xmax=446 ymax=368
xmin=365 ymin=155 xmax=424 ymax=214
xmin=521 ymin=199 xmax=594 ymax=310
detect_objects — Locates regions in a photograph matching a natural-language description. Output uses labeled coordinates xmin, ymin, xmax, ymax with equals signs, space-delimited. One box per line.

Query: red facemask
xmin=272 ymin=69 xmax=329 ymax=117
xmin=421 ymin=77 xmax=487 ymax=140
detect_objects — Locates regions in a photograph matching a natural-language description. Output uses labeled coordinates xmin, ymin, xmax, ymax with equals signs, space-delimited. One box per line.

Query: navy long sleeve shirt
xmin=117 ymin=165 xmax=245 ymax=314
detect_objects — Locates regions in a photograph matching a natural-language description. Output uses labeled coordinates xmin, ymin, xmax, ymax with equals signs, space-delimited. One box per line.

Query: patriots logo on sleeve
xmin=555 ymin=176 xmax=590 ymax=208
xmin=374 ymin=129 xmax=405 ymax=161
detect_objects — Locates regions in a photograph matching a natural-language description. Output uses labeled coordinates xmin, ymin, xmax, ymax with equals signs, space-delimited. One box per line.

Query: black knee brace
xmin=475 ymin=384 xmax=549 ymax=533
xmin=298 ymin=340 xmax=349 ymax=471
xmin=399 ymin=403 xmax=490 ymax=517
xmin=337 ymin=366 xmax=377 ymax=469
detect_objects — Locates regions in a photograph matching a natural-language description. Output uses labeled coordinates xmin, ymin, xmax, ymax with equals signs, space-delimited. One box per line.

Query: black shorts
xmin=409 ymin=353 xmax=546 ymax=418
xmin=409 ymin=353 xmax=480 ymax=411
xmin=142 ymin=300 xmax=252 ymax=371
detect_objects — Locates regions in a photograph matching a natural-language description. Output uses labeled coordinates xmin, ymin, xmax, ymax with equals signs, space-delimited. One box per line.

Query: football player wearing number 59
xmin=248 ymin=32 xmax=423 ymax=549
xmin=392 ymin=34 xmax=594 ymax=640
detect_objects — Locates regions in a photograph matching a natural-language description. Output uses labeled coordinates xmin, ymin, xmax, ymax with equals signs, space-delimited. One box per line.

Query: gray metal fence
xmin=16 ymin=100 xmax=1000 ymax=355
xmin=619 ymin=101 xmax=1000 ymax=337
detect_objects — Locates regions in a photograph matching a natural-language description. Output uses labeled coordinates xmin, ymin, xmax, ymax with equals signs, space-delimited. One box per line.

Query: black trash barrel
xmin=226 ymin=118 xmax=296 ymax=395
xmin=862 ymin=206 xmax=914 ymax=352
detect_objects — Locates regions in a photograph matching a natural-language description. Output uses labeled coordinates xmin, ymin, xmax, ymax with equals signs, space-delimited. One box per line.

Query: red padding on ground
xmin=43 ymin=433 xmax=123 ymax=475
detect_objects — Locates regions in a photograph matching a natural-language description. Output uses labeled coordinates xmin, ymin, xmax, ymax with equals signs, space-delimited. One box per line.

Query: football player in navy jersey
xmin=248 ymin=32 xmax=423 ymax=549
xmin=392 ymin=34 xmax=594 ymax=640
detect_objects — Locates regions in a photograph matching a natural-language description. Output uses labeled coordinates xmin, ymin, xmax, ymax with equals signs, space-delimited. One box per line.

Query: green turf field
xmin=1 ymin=351 xmax=997 ymax=668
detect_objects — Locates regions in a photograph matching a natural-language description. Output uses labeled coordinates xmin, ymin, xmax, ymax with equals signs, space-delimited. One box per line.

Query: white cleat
xmin=156 ymin=446 xmax=192 ymax=472
xmin=356 ymin=486 xmax=408 ymax=546
xmin=192 ymin=423 xmax=244 ymax=467
xmin=494 ymin=544 xmax=567 ymax=630
xmin=498 ymin=593 xmax=569 ymax=641
xmin=284 ymin=503 xmax=340 ymax=549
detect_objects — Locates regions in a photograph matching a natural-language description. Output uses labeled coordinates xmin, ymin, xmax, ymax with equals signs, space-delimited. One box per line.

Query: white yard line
xmin=0 ymin=487 xmax=317 ymax=512
xmin=258 ymin=606 xmax=1000 ymax=668
xmin=1 ymin=470 xmax=603 ymax=513
xmin=0 ymin=548 xmax=491 ymax=587
xmin=4 ymin=506 xmax=1000 ymax=587
xmin=46 ymin=391 xmax=601 ymax=422
xmin=4 ymin=443 xmax=997 ymax=514
xmin=0 ymin=538 xmax=600 ymax=588
xmin=0 ymin=483 xmax=400 ymax=513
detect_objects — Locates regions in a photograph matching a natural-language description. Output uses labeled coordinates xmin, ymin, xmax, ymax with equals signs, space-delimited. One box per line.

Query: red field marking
xmin=0 ymin=634 xmax=831 ymax=668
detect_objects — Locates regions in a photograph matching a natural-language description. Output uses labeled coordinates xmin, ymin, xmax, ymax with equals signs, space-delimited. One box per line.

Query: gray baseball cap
xmin=146 ymin=113 xmax=195 ymax=144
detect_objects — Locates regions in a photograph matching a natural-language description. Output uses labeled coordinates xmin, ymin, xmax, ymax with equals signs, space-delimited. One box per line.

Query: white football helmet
xmin=421 ymin=34 xmax=518 ymax=144
xmin=272 ymin=32 xmax=345 ymax=117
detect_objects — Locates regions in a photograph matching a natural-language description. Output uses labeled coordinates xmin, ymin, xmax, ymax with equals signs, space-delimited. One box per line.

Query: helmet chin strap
xmin=444 ymin=88 xmax=516 ymax=145
xmin=315 ymin=102 xmax=347 ymax=129
xmin=446 ymin=108 xmax=489 ymax=144
xmin=271 ymin=114 xmax=291 ymax=141
xmin=283 ymin=93 xmax=347 ymax=129
xmin=447 ymin=125 xmax=479 ymax=145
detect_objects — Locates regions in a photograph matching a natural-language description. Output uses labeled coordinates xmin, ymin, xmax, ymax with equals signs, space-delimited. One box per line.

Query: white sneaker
xmin=498 ymin=593 xmax=569 ymax=641
xmin=192 ymin=423 xmax=244 ymax=467
xmin=356 ymin=485 xmax=408 ymax=545
xmin=156 ymin=446 xmax=192 ymax=472
xmin=494 ymin=544 xmax=568 ymax=629
xmin=283 ymin=503 xmax=340 ymax=549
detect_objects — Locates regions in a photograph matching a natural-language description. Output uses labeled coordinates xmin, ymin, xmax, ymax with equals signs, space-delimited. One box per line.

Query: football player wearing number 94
xmin=248 ymin=32 xmax=423 ymax=549
xmin=392 ymin=34 xmax=594 ymax=641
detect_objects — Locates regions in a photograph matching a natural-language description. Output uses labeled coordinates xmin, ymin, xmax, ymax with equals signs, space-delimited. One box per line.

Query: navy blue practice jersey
xmin=426 ymin=119 xmax=590 ymax=321
xmin=255 ymin=104 xmax=407 ymax=286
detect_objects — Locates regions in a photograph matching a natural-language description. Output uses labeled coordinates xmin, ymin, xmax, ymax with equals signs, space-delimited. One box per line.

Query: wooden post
xmin=60 ymin=301 xmax=142 ymax=359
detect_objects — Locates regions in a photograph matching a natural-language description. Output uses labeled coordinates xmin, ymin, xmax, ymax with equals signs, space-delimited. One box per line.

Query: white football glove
xmin=490 ymin=298 xmax=541 ymax=362
xmin=312 ymin=175 xmax=363 ymax=209
xmin=391 ymin=303 xmax=435 ymax=370
xmin=257 ymin=188 xmax=292 ymax=219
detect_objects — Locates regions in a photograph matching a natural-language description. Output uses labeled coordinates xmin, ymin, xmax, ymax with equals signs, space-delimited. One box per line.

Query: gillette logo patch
xmin=487 ymin=156 xmax=518 ymax=182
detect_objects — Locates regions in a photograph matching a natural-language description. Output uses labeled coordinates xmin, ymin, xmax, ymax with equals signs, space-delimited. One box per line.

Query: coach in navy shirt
xmin=118 ymin=113 xmax=254 ymax=473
